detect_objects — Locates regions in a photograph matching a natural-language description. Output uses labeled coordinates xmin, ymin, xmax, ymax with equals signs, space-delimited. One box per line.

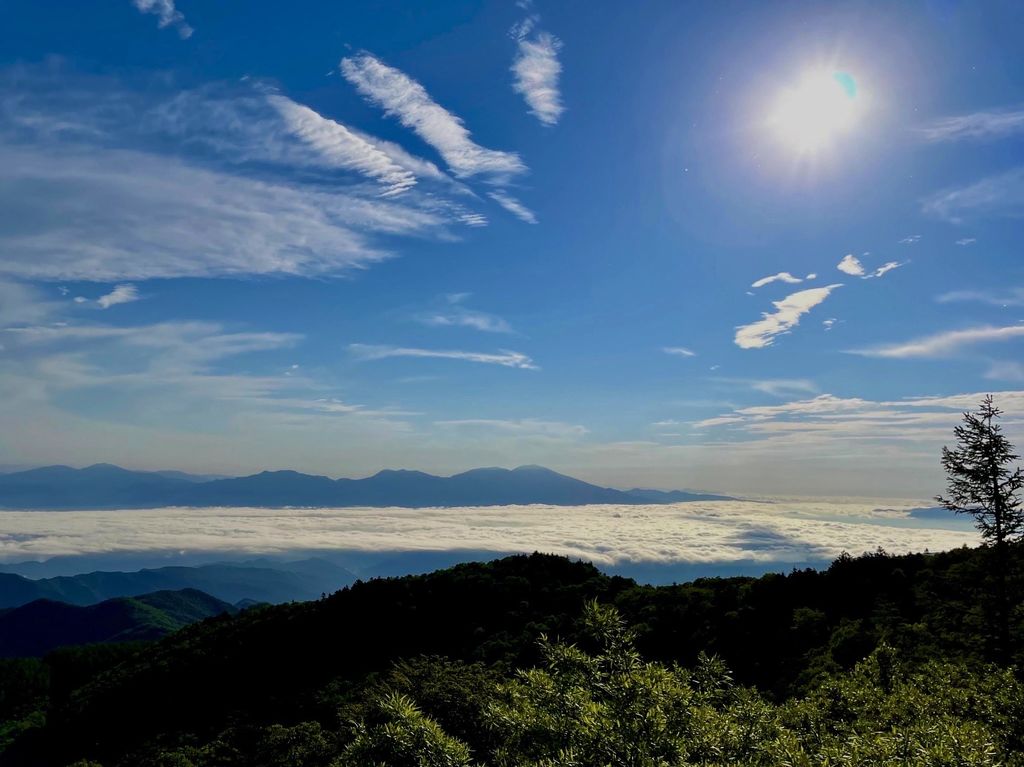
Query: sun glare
xmin=768 ymin=70 xmax=861 ymax=154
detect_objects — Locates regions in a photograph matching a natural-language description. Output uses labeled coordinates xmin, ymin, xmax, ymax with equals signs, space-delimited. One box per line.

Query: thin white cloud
xmin=712 ymin=377 xmax=818 ymax=398
xmin=851 ymin=325 xmax=1024 ymax=359
xmin=873 ymin=261 xmax=903 ymax=278
xmin=750 ymin=379 xmax=818 ymax=397
xmin=267 ymin=95 xmax=417 ymax=196
xmin=837 ymin=254 xmax=902 ymax=279
xmin=923 ymin=167 xmax=1024 ymax=223
xmin=0 ymin=70 xmax=480 ymax=281
xmin=349 ymin=344 xmax=538 ymax=369
xmin=986 ymin=361 xmax=1024 ymax=383
xmin=340 ymin=53 xmax=526 ymax=180
xmin=899 ymin=234 xmax=921 ymax=244
xmin=435 ymin=418 xmax=586 ymax=437
xmin=663 ymin=346 xmax=696 ymax=357
xmin=936 ymin=287 xmax=1024 ymax=307
xmin=837 ymin=254 xmax=865 ymax=276
xmin=132 ymin=0 xmax=193 ymax=39
xmin=734 ymin=285 xmax=841 ymax=349
xmin=918 ymin=108 xmax=1024 ymax=142
xmin=96 ymin=284 xmax=140 ymax=309
xmin=418 ymin=296 xmax=513 ymax=334
xmin=488 ymin=190 xmax=538 ymax=224
xmin=0 ymin=143 xmax=439 ymax=281
xmin=956 ymin=238 xmax=976 ymax=246
xmin=751 ymin=272 xmax=803 ymax=289
xmin=511 ymin=29 xmax=565 ymax=126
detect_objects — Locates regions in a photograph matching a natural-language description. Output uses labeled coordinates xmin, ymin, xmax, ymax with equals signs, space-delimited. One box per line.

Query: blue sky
xmin=2 ymin=0 xmax=1024 ymax=497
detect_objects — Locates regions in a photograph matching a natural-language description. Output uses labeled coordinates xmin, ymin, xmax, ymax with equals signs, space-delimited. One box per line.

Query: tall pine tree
xmin=936 ymin=394 xmax=1024 ymax=662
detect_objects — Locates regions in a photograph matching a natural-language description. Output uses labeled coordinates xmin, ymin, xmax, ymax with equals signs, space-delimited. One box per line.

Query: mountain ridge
xmin=0 ymin=464 xmax=735 ymax=509
xmin=0 ymin=560 xmax=357 ymax=610
xmin=0 ymin=588 xmax=234 ymax=657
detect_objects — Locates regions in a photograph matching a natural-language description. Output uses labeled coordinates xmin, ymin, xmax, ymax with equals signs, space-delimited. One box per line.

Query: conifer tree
xmin=937 ymin=394 xmax=1024 ymax=661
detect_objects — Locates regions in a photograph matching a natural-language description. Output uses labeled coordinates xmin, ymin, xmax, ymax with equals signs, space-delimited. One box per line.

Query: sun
xmin=768 ymin=70 xmax=861 ymax=155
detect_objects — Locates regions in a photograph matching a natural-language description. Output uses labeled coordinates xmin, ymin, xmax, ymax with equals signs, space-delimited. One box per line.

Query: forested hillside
xmin=0 ymin=589 xmax=234 ymax=658
xmin=0 ymin=544 xmax=1022 ymax=765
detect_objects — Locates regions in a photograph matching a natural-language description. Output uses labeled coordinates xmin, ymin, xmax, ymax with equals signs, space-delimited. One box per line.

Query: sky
xmin=2 ymin=0 xmax=1024 ymax=498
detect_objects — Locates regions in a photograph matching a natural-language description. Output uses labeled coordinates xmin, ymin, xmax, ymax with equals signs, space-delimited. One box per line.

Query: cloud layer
xmin=0 ymin=501 xmax=976 ymax=568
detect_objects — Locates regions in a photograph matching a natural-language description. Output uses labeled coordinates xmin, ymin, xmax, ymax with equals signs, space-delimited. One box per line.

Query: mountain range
xmin=0 ymin=559 xmax=356 ymax=609
xmin=0 ymin=463 xmax=734 ymax=509
xmin=0 ymin=588 xmax=234 ymax=657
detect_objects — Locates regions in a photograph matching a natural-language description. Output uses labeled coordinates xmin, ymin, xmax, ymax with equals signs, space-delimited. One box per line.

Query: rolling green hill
xmin=0 ymin=589 xmax=234 ymax=658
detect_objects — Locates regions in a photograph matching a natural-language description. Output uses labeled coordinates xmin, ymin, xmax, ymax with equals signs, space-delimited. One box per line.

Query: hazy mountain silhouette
xmin=0 ymin=559 xmax=356 ymax=609
xmin=0 ymin=464 xmax=735 ymax=509
xmin=0 ymin=588 xmax=233 ymax=657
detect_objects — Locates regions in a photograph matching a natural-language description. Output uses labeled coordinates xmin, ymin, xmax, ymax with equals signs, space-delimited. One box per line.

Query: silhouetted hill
xmin=0 ymin=464 xmax=192 ymax=509
xmin=0 ymin=589 xmax=233 ymax=657
xmin=0 ymin=560 xmax=356 ymax=609
xmin=0 ymin=544 xmax=1013 ymax=764
xmin=0 ymin=463 xmax=735 ymax=509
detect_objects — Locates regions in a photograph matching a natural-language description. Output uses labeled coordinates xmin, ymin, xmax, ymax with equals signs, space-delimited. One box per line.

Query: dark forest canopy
xmin=1 ymin=543 xmax=1022 ymax=766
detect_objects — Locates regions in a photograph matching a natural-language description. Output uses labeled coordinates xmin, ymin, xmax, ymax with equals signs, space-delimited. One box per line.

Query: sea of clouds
xmin=0 ymin=501 xmax=977 ymax=575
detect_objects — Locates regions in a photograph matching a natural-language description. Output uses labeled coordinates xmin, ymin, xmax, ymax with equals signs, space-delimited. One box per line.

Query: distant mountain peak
xmin=0 ymin=463 xmax=735 ymax=509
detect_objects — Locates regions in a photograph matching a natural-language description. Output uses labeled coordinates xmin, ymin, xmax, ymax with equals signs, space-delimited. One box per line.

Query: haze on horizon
xmin=3 ymin=0 xmax=1024 ymax=499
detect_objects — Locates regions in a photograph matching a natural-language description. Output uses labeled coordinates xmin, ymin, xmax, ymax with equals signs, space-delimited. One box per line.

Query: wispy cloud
xmin=923 ymin=167 xmax=1024 ymax=223
xmin=918 ymin=108 xmax=1024 ymax=142
xmin=349 ymin=344 xmax=538 ymax=369
xmin=751 ymin=272 xmax=804 ymax=289
xmin=435 ymin=418 xmax=586 ymax=437
xmin=417 ymin=294 xmax=513 ymax=334
xmin=267 ymin=95 xmax=418 ymax=196
xmin=734 ymin=285 xmax=841 ymax=350
xmin=873 ymin=261 xmax=904 ymax=278
xmin=899 ymin=234 xmax=921 ymax=245
xmin=936 ymin=287 xmax=1024 ymax=307
xmin=488 ymin=190 xmax=538 ymax=224
xmin=0 ymin=143 xmax=422 ymax=281
xmin=340 ymin=53 xmax=526 ymax=181
xmin=986 ymin=361 xmax=1024 ymax=382
xmin=749 ymin=379 xmax=818 ymax=397
xmin=511 ymin=22 xmax=565 ymax=127
xmin=851 ymin=325 xmax=1024 ymax=359
xmin=711 ymin=377 xmax=818 ymax=398
xmin=690 ymin=390 xmax=1024 ymax=480
xmin=663 ymin=346 xmax=696 ymax=357
xmin=0 ymin=70 xmax=475 ymax=281
xmin=956 ymin=238 xmax=976 ymax=246
xmin=132 ymin=0 xmax=193 ymax=39
xmin=96 ymin=284 xmax=140 ymax=309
